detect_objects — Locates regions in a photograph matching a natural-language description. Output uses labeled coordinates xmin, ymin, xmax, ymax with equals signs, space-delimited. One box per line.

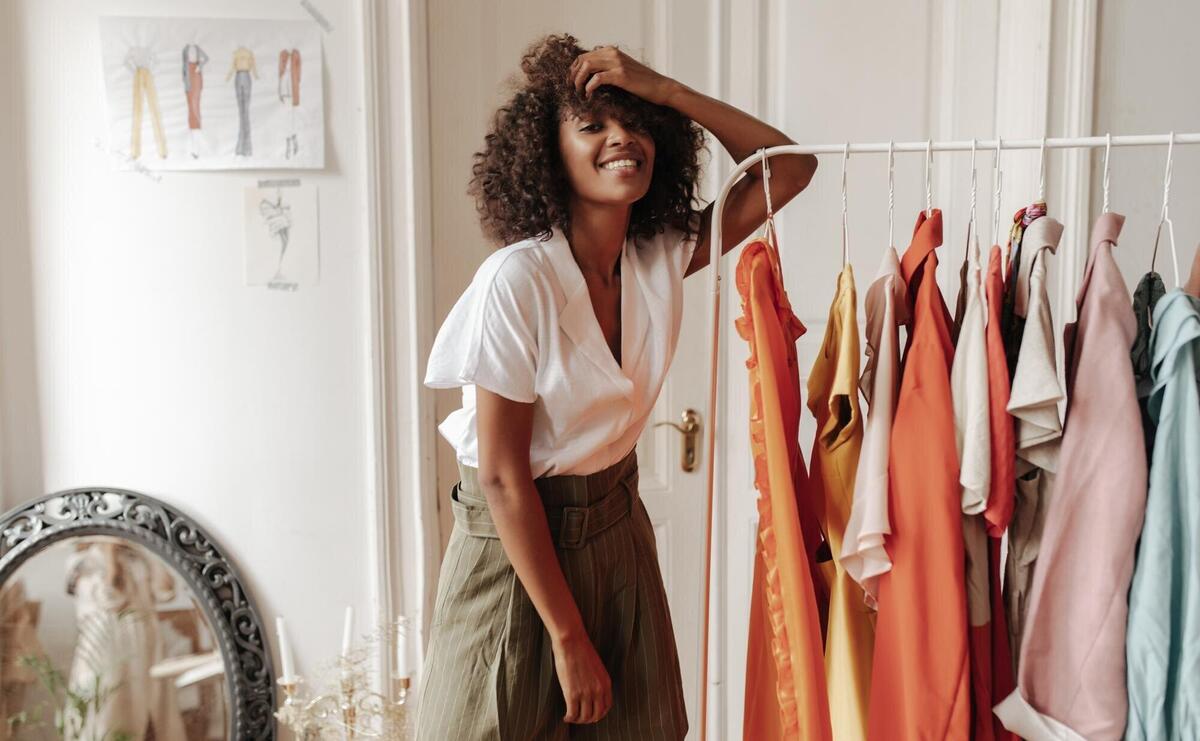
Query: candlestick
xmin=276 ymin=616 xmax=296 ymax=681
xmin=395 ymin=615 xmax=410 ymax=679
xmin=342 ymin=606 xmax=355 ymax=658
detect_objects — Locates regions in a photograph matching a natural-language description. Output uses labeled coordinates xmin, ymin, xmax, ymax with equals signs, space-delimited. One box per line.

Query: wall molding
xmin=993 ymin=0 xmax=1053 ymax=210
xmin=1053 ymin=0 xmax=1099 ymax=328
xmin=361 ymin=0 xmax=438 ymax=692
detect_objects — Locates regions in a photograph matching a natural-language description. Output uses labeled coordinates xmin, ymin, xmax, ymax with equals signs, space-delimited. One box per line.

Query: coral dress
xmin=736 ymin=221 xmax=831 ymax=741
xmin=867 ymin=209 xmax=970 ymax=741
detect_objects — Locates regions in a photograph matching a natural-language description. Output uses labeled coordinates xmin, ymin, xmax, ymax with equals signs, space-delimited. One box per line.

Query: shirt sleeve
xmin=424 ymin=251 xmax=541 ymax=403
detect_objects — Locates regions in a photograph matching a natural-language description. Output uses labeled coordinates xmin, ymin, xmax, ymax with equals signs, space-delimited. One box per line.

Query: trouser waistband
xmin=452 ymin=452 xmax=638 ymax=549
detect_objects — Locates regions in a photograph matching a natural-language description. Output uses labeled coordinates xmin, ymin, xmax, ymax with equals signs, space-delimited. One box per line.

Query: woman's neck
xmin=565 ymin=204 xmax=630 ymax=283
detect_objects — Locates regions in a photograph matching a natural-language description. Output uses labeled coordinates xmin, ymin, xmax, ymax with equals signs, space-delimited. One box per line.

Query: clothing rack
xmin=696 ymin=131 xmax=1200 ymax=741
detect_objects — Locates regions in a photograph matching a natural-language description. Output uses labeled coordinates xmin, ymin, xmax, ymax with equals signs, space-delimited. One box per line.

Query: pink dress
xmin=994 ymin=212 xmax=1148 ymax=740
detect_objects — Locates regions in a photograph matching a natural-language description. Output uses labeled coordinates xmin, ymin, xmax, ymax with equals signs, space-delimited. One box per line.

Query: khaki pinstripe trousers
xmin=415 ymin=452 xmax=688 ymax=740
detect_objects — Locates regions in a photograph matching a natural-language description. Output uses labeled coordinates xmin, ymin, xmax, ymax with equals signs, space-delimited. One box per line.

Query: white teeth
xmin=601 ymin=159 xmax=639 ymax=170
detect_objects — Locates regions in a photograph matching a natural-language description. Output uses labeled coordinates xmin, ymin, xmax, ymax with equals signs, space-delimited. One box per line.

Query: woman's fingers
xmin=563 ymin=691 xmax=581 ymax=723
xmin=583 ymin=70 xmax=618 ymax=100
xmin=580 ymin=694 xmax=597 ymax=724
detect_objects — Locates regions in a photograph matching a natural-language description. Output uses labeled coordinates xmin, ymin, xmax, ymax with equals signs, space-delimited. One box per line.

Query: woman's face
xmin=558 ymin=110 xmax=655 ymax=207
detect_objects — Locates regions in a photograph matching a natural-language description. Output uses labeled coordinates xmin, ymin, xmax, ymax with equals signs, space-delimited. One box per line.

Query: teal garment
xmin=1125 ymin=289 xmax=1200 ymax=740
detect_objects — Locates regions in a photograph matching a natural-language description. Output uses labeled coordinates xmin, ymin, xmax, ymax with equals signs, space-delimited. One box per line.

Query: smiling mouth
xmin=599 ymin=158 xmax=642 ymax=172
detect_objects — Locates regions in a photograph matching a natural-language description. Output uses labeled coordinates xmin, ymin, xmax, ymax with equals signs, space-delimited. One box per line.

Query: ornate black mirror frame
xmin=0 ymin=487 xmax=276 ymax=740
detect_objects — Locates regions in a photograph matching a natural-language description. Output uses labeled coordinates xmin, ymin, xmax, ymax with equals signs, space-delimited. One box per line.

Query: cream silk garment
xmin=1003 ymin=215 xmax=1065 ymax=665
xmin=841 ymin=247 xmax=907 ymax=608
xmin=995 ymin=212 xmax=1148 ymax=741
xmin=736 ymin=226 xmax=832 ymax=741
xmin=807 ymin=265 xmax=873 ymax=741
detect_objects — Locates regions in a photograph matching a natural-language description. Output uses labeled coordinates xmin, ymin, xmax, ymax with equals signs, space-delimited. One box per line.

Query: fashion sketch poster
xmin=99 ymin=16 xmax=324 ymax=170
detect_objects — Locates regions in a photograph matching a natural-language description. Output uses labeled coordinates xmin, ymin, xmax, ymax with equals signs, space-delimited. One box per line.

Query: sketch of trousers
xmin=235 ymin=69 xmax=253 ymax=156
xmin=185 ymin=63 xmax=204 ymax=129
xmin=131 ymin=67 xmax=166 ymax=159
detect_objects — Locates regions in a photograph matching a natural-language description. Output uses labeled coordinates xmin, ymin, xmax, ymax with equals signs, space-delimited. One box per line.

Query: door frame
xmin=361 ymin=0 xmax=440 ymax=690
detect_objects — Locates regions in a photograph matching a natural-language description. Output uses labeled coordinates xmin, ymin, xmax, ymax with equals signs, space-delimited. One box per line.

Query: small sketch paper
xmin=99 ymin=17 xmax=324 ymax=170
xmin=245 ymin=184 xmax=319 ymax=289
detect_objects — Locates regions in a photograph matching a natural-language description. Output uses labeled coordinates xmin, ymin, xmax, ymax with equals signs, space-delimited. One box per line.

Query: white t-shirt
xmin=425 ymin=222 xmax=699 ymax=477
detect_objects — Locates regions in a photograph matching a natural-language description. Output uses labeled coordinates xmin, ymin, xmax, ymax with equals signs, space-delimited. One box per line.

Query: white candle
xmin=275 ymin=616 xmax=296 ymax=681
xmin=341 ymin=606 xmax=354 ymax=658
xmin=395 ymin=616 xmax=410 ymax=679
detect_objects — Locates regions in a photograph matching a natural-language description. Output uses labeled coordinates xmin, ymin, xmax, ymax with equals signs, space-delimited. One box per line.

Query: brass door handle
xmin=653 ymin=408 xmax=702 ymax=473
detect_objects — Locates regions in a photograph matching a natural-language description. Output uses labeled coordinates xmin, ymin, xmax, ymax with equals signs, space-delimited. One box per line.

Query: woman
xmin=420 ymin=33 xmax=816 ymax=740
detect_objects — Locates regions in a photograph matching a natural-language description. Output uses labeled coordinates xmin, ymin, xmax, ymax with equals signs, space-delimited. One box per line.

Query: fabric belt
xmin=450 ymin=466 xmax=637 ymax=550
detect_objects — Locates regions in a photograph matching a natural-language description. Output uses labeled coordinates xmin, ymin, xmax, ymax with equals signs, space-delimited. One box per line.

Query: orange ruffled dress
xmin=736 ymin=223 xmax=832 ymax=741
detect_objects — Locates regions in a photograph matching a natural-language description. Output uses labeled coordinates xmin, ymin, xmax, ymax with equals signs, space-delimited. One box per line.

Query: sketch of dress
xmin=63 ymin=540 xmax=186 ymax=741
xmin=226 ymin=46 xmax=258 ymax=157
xmin=278 ymin=48 xmax=302 ymax=159
xmin=181 ymin=43 xmax=209 ymax=158
xmin=259 ymin=192 xmax=293 ymax=280
xmin=125 ymin=46 xmax=166 ymax=159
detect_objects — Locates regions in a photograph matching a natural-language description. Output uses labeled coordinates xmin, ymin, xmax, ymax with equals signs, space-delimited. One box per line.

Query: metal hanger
xmin=887 ymin=140 xmax=896 ymax=249
xmin=1150 ymin=131 xmax=1180 ymax=288
xmin=924 ymin=138 xmax=933 ymax=217
xmin=1101 ymin=132 xmax=1112 ymax=214
xmin=1036 ymin=135 xmax=1047 ymax=203
xmin=968 ymin=138 xmax=979 ymax=260
xmin=841 ymin=142 xmax=850 ymax=268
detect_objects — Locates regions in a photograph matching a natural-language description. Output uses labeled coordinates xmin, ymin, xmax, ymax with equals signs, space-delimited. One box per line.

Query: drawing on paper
xmin=125 ymin=45 xmax=166 ymax=159
xmin=99 ymin=17 xmax=325 ymax=171
xmin=259 ymin=192 xmax=293 ymax=280
xmin=227 ymin=46 xmax=258 ymax=157
xmin=181 ymin=42 xmax=209 ymax=158
xmin=244 ymin=183 xmax=319 ymax=290
xmin=278 ymin=49 xmax=301 ymax=159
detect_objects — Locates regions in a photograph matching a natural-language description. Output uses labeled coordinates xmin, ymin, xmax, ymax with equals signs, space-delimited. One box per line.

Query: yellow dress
xmin=807 ymin=265 xmax=873 ymax=740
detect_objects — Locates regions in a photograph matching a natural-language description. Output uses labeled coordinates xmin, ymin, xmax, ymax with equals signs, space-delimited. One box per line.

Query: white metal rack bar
xmin=696 ymin=131 xmax=1200 ymax=741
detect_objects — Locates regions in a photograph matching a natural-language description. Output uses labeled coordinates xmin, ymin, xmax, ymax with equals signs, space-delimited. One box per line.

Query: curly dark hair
xmin=468 ymin=33 xmax=708 ymax=247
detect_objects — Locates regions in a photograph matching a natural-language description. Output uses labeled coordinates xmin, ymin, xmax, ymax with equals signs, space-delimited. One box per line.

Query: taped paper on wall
xmin=99 ymin=16 xmax=324 ymax=170
xmin=244 ymin=183 xmax=319 ymax=290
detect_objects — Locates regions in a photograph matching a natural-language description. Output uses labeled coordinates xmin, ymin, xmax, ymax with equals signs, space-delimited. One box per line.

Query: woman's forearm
xmin=481 ymin=477 xmax=586 ymax=643
xmin=664 ymin=80 xmax=813 ymax=181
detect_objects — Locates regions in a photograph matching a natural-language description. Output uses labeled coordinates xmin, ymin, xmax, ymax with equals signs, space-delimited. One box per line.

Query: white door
xmin=634 ymin=268 xmax=715 ymax=739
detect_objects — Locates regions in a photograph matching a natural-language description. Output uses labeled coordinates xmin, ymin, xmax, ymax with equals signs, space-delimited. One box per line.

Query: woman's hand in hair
xmin=568 ymin=45 xmax=680 ymax=106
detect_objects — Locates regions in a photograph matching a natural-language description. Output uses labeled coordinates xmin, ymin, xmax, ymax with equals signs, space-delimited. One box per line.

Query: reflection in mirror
xmin=1 ymin=536 xmax=227 ymax=740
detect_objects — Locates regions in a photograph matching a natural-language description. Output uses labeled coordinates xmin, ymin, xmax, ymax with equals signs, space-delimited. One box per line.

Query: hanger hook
xmin=925 ymin=139 xmax=933 ymax=216
xmin=887 ymin=140 xmax=895 ymax=249
xmin=991 ymin=136 xmax=1003 ymax=247
xmin=1150 ymin=131 xmax=1180 ymax=287
xmin=968 ymin=138 xmax=979 ymax=257
xmin=1037 ymin=136 xmax=1047 ymax=202
xmin=758 ymin=145 xmax=774 ymax=219
xmin=969 ymin=139 xmax=978 ymax=227
xmin=1104 ymin=132 xmax=1113 ymax=212
xmin=841 ymin=143 xmax=850 ymax=268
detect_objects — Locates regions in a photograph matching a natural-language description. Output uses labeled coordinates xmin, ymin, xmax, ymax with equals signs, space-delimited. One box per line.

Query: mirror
xmin=0 ymin=490 xmax=275 ymax=740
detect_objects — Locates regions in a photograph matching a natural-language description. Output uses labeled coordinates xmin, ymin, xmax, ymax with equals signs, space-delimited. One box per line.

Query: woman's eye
xmin=582 ymin=123 xmax=601 ymax=132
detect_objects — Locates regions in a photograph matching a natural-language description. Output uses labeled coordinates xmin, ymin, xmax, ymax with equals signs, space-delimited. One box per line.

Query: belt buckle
xmin=558 ymin=506 xmax=589 ymax=549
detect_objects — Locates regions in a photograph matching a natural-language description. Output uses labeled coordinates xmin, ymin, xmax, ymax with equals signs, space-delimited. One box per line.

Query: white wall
xmin=0 ymin=0 xmax=385 ymax=725
xmin=1090 ymin=0 xmax=1200 ymax=289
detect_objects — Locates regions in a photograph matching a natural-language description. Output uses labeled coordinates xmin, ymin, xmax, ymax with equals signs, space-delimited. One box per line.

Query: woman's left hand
xmin=568 ymin=46 xmax=679 ymax=106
